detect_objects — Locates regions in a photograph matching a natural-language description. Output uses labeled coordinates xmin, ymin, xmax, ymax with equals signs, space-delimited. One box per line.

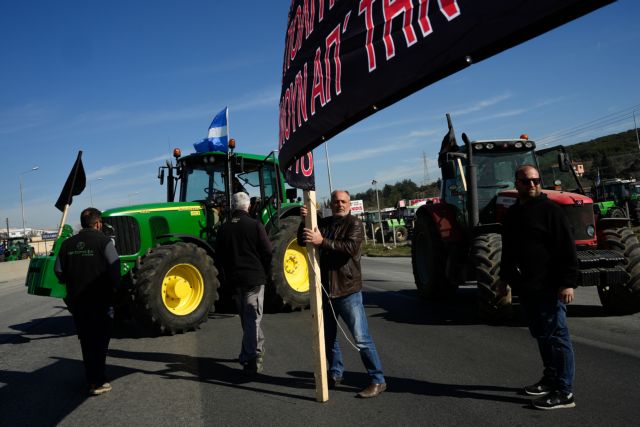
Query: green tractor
xmin=591 ymin=178 xmax=640 ymax=223
xmin=363 ymin=209 xmax=408 ymax=243
xmin=26 ymin=143 xmax=309 ymax=334
xmin=3 ymin=237 xmax=34 ymax=261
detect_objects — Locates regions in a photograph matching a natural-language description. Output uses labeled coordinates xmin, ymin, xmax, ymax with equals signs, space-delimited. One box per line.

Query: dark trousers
xmin=521 ymin=289 xmax=575 ymax=394
xmin=70 ymin=304 xmax=113 ymax=386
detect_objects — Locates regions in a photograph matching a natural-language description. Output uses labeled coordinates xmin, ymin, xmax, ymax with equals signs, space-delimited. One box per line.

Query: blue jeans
xmin=521 ymin=289 xmax=575 ymax=394
xmin=323 ymin=291 xmax=385 ymax=384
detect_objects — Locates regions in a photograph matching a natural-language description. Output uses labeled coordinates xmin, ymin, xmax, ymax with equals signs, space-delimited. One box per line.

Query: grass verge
xmin=362 ymin=242 xmax=411 ymax=257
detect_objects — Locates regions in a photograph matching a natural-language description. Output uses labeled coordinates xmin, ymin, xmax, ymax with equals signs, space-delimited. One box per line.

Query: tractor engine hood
xmin=495 ymin=189 xmax=592 ymax=210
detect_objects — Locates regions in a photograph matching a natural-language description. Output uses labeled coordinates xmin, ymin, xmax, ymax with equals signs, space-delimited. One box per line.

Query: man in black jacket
xmin=299 ymin=190 xmax=386 ymax=398
xmin=216 ymin=192 xmax=272 ymax=373
xmin=54 ymin=208 xmax=120 ymax=396
xmin=497 ymin=165 xmax=578 ymax=410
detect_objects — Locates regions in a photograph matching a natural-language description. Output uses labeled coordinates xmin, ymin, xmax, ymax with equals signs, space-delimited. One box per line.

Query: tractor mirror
xmin=558 ymin=153 xmax=571 ymax=172
xmin=158 ymin=168 xmax=165 ymax=185
xmin=286 ymin=188 xmax=298 ymax=202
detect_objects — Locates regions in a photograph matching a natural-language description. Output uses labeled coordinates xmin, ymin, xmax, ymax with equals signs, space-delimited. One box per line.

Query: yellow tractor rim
xmin=283 ymin=238 xmax=309 ymax=293
xmin=161 ymin=263 xmax=205 ymax=315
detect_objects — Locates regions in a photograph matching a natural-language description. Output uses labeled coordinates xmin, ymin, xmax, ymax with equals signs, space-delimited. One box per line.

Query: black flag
xmin=55 ymin=151 xmax=86 ymax=212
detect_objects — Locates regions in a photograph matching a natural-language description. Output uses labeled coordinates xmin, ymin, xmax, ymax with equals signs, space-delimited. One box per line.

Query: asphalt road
xmin=1 ymin=257 xmax=639 ymax=426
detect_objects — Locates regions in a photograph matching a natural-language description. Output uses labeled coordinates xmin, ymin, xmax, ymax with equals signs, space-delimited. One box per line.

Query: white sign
xmin=350 ymin=199 xmax=364 ymax=214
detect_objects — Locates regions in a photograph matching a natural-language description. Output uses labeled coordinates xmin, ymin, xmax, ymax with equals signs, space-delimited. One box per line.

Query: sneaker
xmin=89 ymin=382 xmax=112 ymax=396
xmin=532 ymin=391 xmax=576 ymax=410
xmin=523 ymin=380 xmax=553 ymax=396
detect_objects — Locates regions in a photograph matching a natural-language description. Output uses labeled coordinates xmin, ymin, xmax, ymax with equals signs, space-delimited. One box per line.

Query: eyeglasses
xmin=517 ymin=178 xmax=541 ymax=186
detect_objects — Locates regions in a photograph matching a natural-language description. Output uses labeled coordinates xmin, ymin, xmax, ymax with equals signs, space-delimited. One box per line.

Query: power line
xmin=537 ymin=103 xmax=640 ymax=147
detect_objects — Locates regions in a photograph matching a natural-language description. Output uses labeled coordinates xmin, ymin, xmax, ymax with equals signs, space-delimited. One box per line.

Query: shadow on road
xmin=1 ymin=311 xmax=75 ymax=345
xmin=363 ymin=287 xmax=615 ymax=327
xmin=363 ymin=288 xmax=532 ymax=327
xmin=287 ymin=370 xmax=528 ymax=405
xmin=0 ymin=356 xmax=139 ymax=426
xmin=107 ymin=349 xmax=317 ymax=402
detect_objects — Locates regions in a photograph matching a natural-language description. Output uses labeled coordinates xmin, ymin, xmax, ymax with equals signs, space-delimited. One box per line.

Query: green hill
xmin=565 ymin=129 xmax=640 ymax=184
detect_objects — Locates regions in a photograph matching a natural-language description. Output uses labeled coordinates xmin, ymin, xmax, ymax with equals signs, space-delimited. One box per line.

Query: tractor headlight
xmin=586 ymin=224 xmax=595 ymax=237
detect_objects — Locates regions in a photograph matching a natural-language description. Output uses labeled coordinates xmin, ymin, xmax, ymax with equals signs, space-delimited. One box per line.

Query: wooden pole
xmin=57 ymin=204 xmax=70 ymax=238
xmin=304 ymin=190 xmax=328 ymax=402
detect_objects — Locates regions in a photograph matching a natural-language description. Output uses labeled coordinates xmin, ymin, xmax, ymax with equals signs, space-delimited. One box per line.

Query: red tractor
xmin=411 ymin=114 xmax=640 ymax=321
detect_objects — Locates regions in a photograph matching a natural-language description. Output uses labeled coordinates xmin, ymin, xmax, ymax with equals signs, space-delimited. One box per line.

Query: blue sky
xmin=1 ymin=1 xmax=639 ymax=230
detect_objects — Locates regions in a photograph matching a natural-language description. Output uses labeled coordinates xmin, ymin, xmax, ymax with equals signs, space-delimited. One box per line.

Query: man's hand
xmin=300 ymin=206 xmax=308 ymax=219
xmin=302 ymin=227 xmax=323 ymax=246
xmin=558 ymin=287 xmax=574 ymax=304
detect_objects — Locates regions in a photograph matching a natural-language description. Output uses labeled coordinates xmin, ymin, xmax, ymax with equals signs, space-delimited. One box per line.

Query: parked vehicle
xmin=27 ymin=142 xmax=308 ymax=334
xmin=3 ymin=237 xmax=34 ymax=261
xmin=412 ymin=115 xmax=640 ymax=322
xmin=591 ymin=178 xmax=640 ymax=223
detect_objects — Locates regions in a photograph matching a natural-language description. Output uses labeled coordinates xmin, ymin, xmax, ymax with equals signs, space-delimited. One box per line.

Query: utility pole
xmin=372 ymin=180 xmax=385 ymax=246
xmin=633 ymin=110 xmax=640 ymax=154
xmin=324 ymin=142 xmax=333 ymax=194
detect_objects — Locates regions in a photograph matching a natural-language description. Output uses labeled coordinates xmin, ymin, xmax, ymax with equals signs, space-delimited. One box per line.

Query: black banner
xmin=278 ymin=0 xmax=614 ymax=184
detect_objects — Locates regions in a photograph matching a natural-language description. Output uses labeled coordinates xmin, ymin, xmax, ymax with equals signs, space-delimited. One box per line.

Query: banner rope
xmin=305 ymin=251 xmax=360 ymax=353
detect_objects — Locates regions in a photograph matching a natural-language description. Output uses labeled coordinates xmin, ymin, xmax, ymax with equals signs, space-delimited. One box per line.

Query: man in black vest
xmin=216 ymin=192 xmax=272 ymax=373
xmin=55 ymin=208 xmax=120 ymax=396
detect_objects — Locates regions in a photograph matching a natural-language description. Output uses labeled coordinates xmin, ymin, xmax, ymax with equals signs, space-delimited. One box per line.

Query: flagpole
xmin=57 ymin=204 xmax=70 ymax=238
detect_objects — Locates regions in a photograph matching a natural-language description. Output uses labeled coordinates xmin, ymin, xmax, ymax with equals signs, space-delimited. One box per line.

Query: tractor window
xmin=235 ymin=165 xmax=261 ymax=200
xmin=475 ymin=151 xmax=535 ymax=210
xmin=183 ymin=164 xmax=226 ymax=204
xmin=262 ymin=164 xmax=278 ymax=201
xmin=536 ymin=148 xmax=584 ymax=193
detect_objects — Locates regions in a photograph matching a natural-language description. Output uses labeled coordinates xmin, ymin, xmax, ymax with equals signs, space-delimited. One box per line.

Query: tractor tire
xmin=471 ymin=233 xmax=513 ymax=322
xmin=393 ymin=226 xmax=409 ymax=243
xmin=411 ymin=210 xmax=449 ymax=298
xmin=133 ymin=242 xmax=219 ymax=334
xmin=597 ymin=227 xmax=640 ymax=314
xmin=271 ymin=217 xmax=310 ymax=310
xmin=608 ymin=207 xmax=626 ymax=219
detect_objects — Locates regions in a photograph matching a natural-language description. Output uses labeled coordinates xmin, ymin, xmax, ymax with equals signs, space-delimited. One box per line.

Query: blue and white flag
xmin=194 ymin=107 xmax=229 ymax=153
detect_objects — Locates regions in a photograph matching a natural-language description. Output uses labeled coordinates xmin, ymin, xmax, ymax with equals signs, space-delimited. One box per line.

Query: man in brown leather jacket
xmin=299 ymin=190 xmax=386 ymax=398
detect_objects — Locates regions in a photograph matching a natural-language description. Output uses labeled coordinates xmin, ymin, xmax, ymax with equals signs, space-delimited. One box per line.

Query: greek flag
xmin=194 ymin=107 xmax=229 ymax=153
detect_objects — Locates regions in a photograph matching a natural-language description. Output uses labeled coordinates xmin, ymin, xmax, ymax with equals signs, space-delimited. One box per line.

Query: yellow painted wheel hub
xmin=283 ymin=239 xmax=309 ymax=293
xmin=161 ymin=263 xmax=205 ymax=315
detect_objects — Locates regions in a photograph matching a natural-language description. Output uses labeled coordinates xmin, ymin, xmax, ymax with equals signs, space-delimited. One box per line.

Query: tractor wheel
xmin=411 ymin=210 xmax=449 ymax=298
xmin=271 ymin=217 xmax=310 ymax=310
xmin=597 ymin=227 xmax=640 ymax=314
xmin=471 ymin=233 xmax=513 ymax=322
xmin=134 ymin=242 xmax=219 ymax=334
xmin=393 ymin=226 xmax=409 ymax=243
xmin=608 ymin=207 xmax=626 ymax=219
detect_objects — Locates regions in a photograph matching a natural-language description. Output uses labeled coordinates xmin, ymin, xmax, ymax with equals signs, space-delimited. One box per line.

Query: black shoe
xmin=532 ymin=391 xmax=575 ymax=410
xmin=328 ymin=375 xmax=342 ymax=388
xmin=523 ymin=380 xmax=553 ymax=396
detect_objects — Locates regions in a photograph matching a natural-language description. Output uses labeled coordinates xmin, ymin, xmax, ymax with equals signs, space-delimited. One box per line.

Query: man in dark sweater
xmin=54 ymin=208 xmax=120 ymax=396
xmin=497 ymin=165 xmax=578 ymax=410
xmin=216 ymin=192 xmax=272 ymax=373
